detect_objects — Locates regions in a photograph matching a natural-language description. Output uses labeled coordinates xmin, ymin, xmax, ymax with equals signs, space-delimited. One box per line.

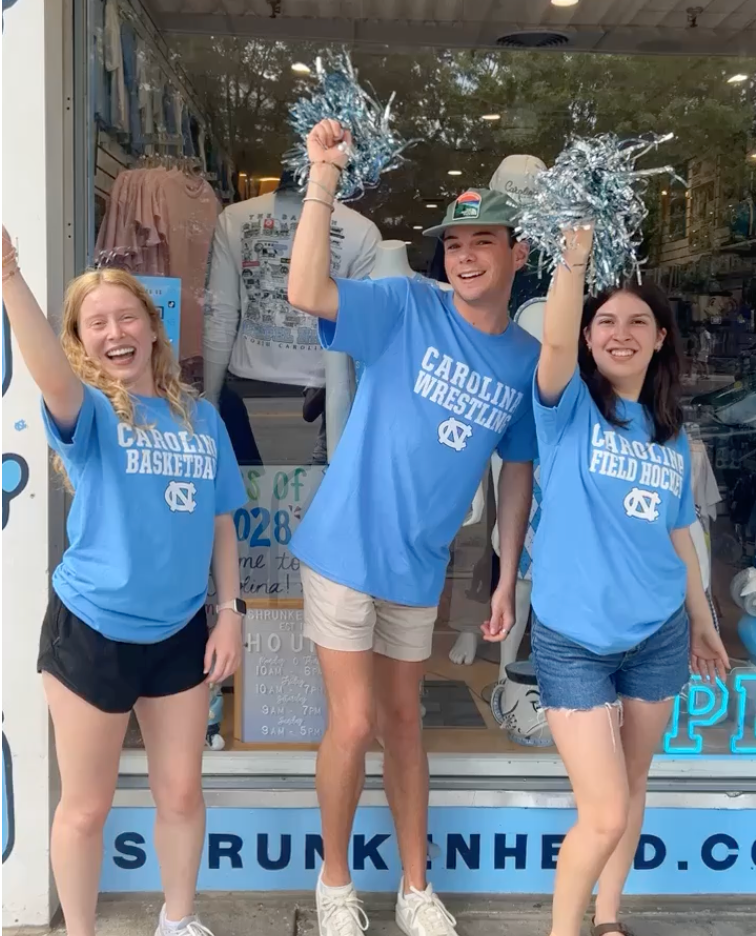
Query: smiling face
xmin=584 ymin=290 xmax=666 ymax=397
xmin=443 ymin=226 xmax=528 ymax=307
xmin=77 ymin=284 xmax=157 ymax=394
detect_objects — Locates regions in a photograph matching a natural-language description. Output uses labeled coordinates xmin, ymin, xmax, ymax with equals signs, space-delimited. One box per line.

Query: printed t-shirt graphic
xmin=532 ymin=368 xmax=696 ymax=655
xmin=204 ymin=192 xmax=381 ymax=389
xmin=43 ymin=386 xmax=247 ymax=643
xmin=291 ymin=277 xmax=539 ymax=607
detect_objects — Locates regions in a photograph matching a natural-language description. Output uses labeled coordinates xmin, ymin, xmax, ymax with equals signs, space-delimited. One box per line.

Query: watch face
xmin=234 ymin=598 xmax=246 ymax=615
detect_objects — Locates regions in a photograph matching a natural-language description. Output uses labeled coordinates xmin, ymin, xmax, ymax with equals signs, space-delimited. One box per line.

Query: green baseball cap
xmin=423 ymin=188 xmax=519 ymax=239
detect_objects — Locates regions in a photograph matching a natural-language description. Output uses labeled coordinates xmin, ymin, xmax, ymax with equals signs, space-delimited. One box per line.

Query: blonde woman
xmin=2 ymin=228 xmax=247 ymax=936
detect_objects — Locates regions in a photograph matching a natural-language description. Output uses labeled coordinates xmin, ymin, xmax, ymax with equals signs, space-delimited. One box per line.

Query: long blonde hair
xmin=54 ymin=268 xmax=197 ymax=487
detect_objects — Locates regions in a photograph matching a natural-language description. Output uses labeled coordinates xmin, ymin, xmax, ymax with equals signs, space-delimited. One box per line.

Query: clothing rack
xmin=118 ymin=0 xmax=209 ymax=136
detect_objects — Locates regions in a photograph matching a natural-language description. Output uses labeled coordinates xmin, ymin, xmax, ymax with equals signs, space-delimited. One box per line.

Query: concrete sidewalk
xmin=7 ymin=894 xmax=752 ymax=936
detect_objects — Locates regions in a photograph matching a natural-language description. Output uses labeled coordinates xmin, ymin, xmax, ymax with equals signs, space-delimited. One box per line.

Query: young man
xmin=288 ymin=119 xmax=539 ymax=936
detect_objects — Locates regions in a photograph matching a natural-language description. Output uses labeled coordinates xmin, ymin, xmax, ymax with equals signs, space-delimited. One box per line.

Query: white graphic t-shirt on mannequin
xmin=203 ymin=191 xmax=381 ymax=403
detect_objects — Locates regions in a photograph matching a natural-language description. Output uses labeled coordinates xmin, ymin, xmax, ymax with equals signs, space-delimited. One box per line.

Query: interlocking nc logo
xmin=623 ymin=487 xmax=661 ymax=522
xmin=438 ymin=417 xmax=473 ymax=452
xmin=164 ymin=481 xmax=197 ymax=513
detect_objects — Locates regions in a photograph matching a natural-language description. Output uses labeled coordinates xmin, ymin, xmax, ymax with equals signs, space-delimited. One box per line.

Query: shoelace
xmin=320 ymin=890 xmax=369 ymax=936
xmin=404 ymin=887 xmax=457 ymax=936
xmin=178 ymin=921 xmax=216 ymax=936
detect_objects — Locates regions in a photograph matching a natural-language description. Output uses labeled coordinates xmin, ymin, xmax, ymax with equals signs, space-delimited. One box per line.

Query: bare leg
xmin=547 ymin=706 xmax=629 ymax=936
xmin=135 ymin=682 xmax=209 ymax=921
xmin=593 ymin=698 xmax=674 ymax=928
xmin=374 ymin=655 xmax=427 ymax=891
xmin=44 ymin=674 xmax=129 ymax=936
xmin=316 ymin=646 xmax=375 ymax=886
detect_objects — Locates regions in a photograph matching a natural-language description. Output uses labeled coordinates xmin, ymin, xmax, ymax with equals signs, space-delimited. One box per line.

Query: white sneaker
xmin=155 ymin=906 xmax=215 ymax=936
xmin=396 ymin=880 xmax=458 ymax=936
xmin=316 ymin=870 xmax=370 ymax=936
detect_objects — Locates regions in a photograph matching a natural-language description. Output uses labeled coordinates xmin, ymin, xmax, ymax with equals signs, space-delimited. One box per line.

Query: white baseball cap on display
xmin=489 ymin=154 xmax=546 ymax=199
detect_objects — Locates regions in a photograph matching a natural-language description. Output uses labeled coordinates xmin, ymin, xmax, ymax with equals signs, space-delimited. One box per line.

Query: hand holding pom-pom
xmin=307 ymin=119 xmax=353 ymax=171
xmin=512 ymin=133 xmax=685 ymax=294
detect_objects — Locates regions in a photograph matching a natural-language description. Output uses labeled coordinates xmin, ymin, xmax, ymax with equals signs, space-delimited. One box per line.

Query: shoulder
xmin=193 ymin=397 xmax=222 ymax=428
xmin=508 ymin=321 xmax=541 ymax=356
xmin=81 ymin=382 xmax=118 ymax=416
xmin=505 ymin=321 xmax=541 ymax=375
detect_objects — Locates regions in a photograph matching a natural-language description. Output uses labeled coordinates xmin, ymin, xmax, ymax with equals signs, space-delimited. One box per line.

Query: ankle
xmin=593 ymin=904 xmax=621 ymax=924
xmin=403 ymin=876 xmax=427 ymax=894
xmin=321 ymin=867 xmax=352 ymax=888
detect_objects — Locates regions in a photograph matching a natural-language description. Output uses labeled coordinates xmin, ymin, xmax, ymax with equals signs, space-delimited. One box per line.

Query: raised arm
xmin=2 ymin=227 xmax=83 ymax=429
xmin=537 ymin=223 xmax=594 ymax=405
xmin=287 ymin=119 xmax=350 ymax=321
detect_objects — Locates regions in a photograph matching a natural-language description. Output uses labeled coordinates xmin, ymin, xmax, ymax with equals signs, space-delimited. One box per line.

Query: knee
xmin=152 ymin=779 xmax=204 ymax=821
xmin=330 ymin=709 xmax=375 ymax=751
xmin=58 ymin=799 xmax=110 ymax=837
xmin=379 ymin=699 xmax=422 ymax=748
xmin=582 ymin=801 xmax=629 ymax=846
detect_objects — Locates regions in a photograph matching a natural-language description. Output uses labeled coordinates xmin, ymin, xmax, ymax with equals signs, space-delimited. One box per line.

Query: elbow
xmin=287 ymin=280 xmax=311 ymax=314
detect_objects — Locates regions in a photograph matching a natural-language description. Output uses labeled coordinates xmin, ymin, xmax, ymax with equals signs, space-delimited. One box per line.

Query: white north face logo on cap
xmin=490 ymin=154 xmax=546 ymax=198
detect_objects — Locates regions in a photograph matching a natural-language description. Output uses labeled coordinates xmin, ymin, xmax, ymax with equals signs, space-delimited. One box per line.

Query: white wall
xmin=2 ymin=0 xmax=67 ymax=925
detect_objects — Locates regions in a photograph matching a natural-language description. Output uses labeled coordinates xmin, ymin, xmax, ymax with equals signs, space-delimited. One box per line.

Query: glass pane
xmin=82 ymin=3 xmax=755 ymax=761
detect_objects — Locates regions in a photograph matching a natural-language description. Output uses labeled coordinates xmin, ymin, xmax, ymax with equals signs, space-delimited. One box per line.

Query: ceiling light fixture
xmin=728 ymin=73 xmax=748 ymax=84
xmin=413 ymin=225 xmax=423 ymax=230
xmin=426 ymin=203 xmax=439 ymax=209
xmin=291 ymin=62 xmax=311 ymax=75
xmin=448 ymin=170 xmax=462 ymax=176
xmin=551 ymin=0 xmax=580 ymax=7
xmin=661 ymin=189 xmax=668 ymax=195
xmin=481 ymin=114 xmax=501 ymax=122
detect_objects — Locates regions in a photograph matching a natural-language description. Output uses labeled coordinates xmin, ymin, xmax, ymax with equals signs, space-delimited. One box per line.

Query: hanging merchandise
xmin=203 ymin=185 xmax=381 ymax=405
xmin=94 ymin=160 xmax=220 ymax=362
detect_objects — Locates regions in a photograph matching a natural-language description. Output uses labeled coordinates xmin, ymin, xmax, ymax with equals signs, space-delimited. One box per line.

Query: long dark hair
xmin=578 ymin=281 xmax=684 ymax=445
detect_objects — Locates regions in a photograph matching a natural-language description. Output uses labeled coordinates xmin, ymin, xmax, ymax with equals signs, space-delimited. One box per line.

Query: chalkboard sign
xmin=238 ymin=599 xmax=326 ymax=745
xmin=206 ymin=464 xmax=326 ymax=630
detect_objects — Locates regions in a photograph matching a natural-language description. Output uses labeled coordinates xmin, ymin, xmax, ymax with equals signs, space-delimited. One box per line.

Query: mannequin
xmin=449 ymin=299 xmax=547 ymax=679
xmin=326 ymin=240 xmax=452 ymax=458
xmin=203 ymin=178 xmax=381 ymax=406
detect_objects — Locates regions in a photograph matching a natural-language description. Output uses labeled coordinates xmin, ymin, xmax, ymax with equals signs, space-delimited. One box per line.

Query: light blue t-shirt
xmin=44 ymin=386 xmax=247 ymax=643
xmin=291 ymin=277 xmax=539 ymax=606
xmin=532 ymin=369 xmax=696 ymax=655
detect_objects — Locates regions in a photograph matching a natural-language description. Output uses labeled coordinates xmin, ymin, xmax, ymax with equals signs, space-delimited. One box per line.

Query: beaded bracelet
xmin=309 ymin=160 xmax=342 ymax=174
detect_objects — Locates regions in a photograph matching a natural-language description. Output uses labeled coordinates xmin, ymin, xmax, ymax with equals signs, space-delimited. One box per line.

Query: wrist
xmin=215 ymin=598 xmax=245 ymax=617
xmin=308 ymin=162 xmax=341 ymax=188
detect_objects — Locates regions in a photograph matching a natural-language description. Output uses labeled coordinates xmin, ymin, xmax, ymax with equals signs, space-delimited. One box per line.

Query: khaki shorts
xmin=300 ymin=565 xmax=437 ymax=662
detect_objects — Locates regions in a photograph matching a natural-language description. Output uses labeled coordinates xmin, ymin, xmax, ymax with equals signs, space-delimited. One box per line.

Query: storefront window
xmin=85 ymin=1 xmax=755 ymax=763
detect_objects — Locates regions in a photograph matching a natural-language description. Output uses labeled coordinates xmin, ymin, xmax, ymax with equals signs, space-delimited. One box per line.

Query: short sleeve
xmin=496 ymin=389 xmax=538 ymax=462
xmin=212 ymin=408 xmax=248 ymax=516
xmin=318 ymin=277 xmax=406 ymax=366
xmin=41 ymin=384 xmax=98 ymax=467
xmin=533 ymin=366 xmax=588 ymax=446
xmin=673 ymin=431 xmax=697 ymax=530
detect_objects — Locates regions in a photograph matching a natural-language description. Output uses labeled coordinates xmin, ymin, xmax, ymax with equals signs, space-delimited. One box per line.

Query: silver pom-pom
xmin=511 ymin=133 xmax=687 ymax=294
xmin=283 ymin=53 xmax=416 ymax=202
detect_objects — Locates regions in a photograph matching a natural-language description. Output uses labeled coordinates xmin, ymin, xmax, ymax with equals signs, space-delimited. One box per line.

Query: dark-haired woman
xmin=531 ymin=225 xmax=729 ymax=936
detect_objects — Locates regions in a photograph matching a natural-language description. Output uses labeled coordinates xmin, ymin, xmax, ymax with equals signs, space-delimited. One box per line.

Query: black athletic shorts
xmin=37 ymin=590 xmax=208 ymax=714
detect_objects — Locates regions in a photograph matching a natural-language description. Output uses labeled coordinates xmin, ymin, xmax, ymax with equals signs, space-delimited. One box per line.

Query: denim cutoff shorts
xmin=531 ymin=604 xmax=691 ymax=711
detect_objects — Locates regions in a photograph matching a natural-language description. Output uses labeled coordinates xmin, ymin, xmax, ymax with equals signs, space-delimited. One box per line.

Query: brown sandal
xmin=591 ymin=924 xmax=634 ymax=936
